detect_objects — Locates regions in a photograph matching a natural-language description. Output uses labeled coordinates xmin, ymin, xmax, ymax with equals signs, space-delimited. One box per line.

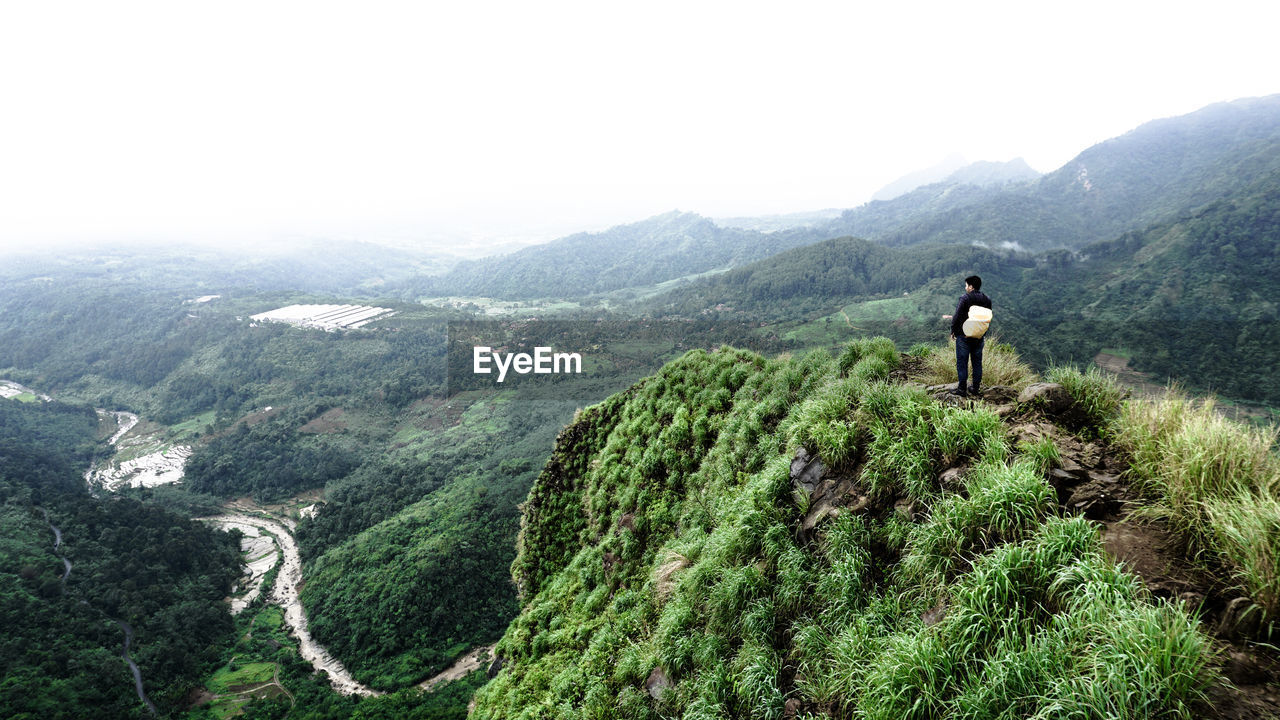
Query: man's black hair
xmin=965 ymin=275 xmax=982 ymax=291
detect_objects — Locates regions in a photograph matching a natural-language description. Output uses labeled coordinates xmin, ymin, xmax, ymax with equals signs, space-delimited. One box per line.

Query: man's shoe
xmin=948 ymin=388 xmax=967 ymax=397
xmin=969 ymin=387 xmax=982 ymax=396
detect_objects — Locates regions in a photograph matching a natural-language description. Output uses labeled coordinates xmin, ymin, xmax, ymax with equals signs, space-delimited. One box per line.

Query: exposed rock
xmin=790 ymin=447 xmax=826 ymax=494
xmin=1017 ymin=382 xmax=1072 ymax=413
xmin=1064 ymin=471 xmax=1126 ymax=519
xmin=783 ymin=697 xmax=803 ymax=718
xmin=893 ymin=497 xmax=918 ymax=521
xmin=487 ymin=654 xmax=505 ymax=679
xmin=921 ymin=602 xmax=947 ymax=627
xmin=1057 ymin=456 xmax=1088 ymax=478
xmin=617 ymin=512 xmax=635 ymax=532
xmin=938 ymin=466 xmax=965 ymax=492
xmin=1217 ymin=597 xmax=1264 ymax=642
xmin=645 ymin=666 xmax=672 ymax=700
xmin=979 ymin=385 xmax=1019 ymax=404
xmin=791 ymin=446 xmax=875 ymax=541
xmin=1177 ymin=591 xmax=1206 ymax=614
xmin=993 ymin=404 xmax=1018 ymax=418
xmin=803 ymin=483 xmax=870 ymax=536
xmin=1010 ymin=421 xmax=1059 ymax=447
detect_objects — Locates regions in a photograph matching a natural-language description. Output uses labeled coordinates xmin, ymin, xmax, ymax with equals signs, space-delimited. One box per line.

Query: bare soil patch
xmin=299 ymin=407 xmax=348 ymax=434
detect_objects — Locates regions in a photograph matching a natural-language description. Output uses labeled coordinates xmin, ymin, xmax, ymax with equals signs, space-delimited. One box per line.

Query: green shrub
xmin=1046 ymin=364 xmax=1127 ymax=436
xmin=837 ymin=336 xmax=899 ymax=378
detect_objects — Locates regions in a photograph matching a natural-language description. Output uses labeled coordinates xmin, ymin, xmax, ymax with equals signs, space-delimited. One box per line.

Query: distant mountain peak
xmin=943 ymin=157 xmax=1041 ymax=187
xmin=873 ymin=156 xmax=1041 ymax=202
xmin=871 ymin=153 xmax=969 ymax=201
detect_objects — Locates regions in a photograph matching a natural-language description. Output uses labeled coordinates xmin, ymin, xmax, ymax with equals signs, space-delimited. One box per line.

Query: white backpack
xmin=963 ymin=306 xmax=992 ymax=338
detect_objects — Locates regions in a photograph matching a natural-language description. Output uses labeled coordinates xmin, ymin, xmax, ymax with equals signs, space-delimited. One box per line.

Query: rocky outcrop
xmin=790 ymin=447 xmax=872 ymax=540
xmin=1017 ymin=382 xmax=1073 ymax=413
xmin=645 ymin=666 xmax=672 ymax=700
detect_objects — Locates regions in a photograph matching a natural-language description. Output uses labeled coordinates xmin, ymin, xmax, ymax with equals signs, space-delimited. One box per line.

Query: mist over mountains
xmin=870 ymin=154 xmax=1040 ymax=202
xmin=403 ymin=95 xmax=1280 ymax=306
xmin=1 ymin=94 xmax=1278 ymax=720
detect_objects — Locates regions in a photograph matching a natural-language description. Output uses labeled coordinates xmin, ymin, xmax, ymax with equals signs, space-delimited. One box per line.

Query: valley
xmin=203 ymin=510 xmax=381 ymax=697
xmin=0 ymin=95 xmax=1277 ymax=718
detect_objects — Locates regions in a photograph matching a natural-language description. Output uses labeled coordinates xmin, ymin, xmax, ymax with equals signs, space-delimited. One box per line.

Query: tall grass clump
xmin=1017 ymin=435 xmax=1062 ymax=473
xmin=898 ymin=460 xmax=1057 ymax=586
xmin=837 ymin=336 xmax=899 ymax=379
xmin=1204 ymin=493 xmax=1280 ymax=625
xmin=863 ymin=517 xmax=1212 ymax=720
xmin=1045 ymin=364 xmax=1127 ymax=436
xmin=917 ymin=338 xmax=1037 ymax=390
xmin=858 ymin=386 xmax=1008 ymax=499
xmin=1114 ymin=388 xmax=1280 ymax=620
xmin=780 ymin=376 xmax=867 ymax=467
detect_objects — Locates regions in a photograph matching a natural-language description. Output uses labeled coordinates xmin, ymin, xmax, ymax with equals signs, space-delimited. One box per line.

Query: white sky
xmin=2 ymin=0 xmax=1278 ymax=253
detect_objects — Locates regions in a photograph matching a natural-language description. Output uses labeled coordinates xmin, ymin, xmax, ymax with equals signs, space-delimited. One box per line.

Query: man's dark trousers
xmin=956 ymin=336 xmax=984 ymax=394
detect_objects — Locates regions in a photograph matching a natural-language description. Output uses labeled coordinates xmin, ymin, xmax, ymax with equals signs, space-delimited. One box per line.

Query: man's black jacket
xmin=951 ymin=291 xmax=992 ymax=337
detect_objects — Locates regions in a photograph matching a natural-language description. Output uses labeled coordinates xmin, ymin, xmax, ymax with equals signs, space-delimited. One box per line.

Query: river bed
xmin=202 ymin=513 xmax=381 ymax=697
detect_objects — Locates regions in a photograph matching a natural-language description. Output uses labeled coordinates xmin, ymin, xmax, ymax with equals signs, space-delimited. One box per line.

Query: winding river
xmin=203 ymin=513 xmax=381 ymax=697
xmin=24 ymin=389 xmax=375 ymax=701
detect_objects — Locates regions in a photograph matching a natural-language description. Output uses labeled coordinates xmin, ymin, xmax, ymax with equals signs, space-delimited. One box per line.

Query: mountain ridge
xmin=472 ymin=340 xmax=1280 ymax=718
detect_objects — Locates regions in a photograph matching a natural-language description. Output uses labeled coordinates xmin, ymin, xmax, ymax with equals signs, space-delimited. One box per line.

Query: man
xmin=946 ymin=275 xmax=992 ymax=397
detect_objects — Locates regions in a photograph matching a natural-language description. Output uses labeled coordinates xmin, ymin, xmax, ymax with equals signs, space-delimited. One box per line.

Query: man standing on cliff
xmin=945 ymin=275 xmax=992 ymax=397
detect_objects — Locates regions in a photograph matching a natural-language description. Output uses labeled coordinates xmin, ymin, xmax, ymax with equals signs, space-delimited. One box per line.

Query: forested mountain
xmin=871 ymin=156 xmax=1039 ymax=202
xmin=945 ymin=157 xmax=1041 ymax=187
xmin=815 ymin=94 xmax=1280 ymax=252
xmin=646 ymin=236 xmax=1025 ymax=321
xmin=396 ymin=95 xmax=1280 ymax=304
xmin=1009 ymin=177 xmax=1280 ymax=401
xmin=648 ymin=162 xmax=1280 ymax=404
xmin=397 ymin=210 xmax=817 ymax=301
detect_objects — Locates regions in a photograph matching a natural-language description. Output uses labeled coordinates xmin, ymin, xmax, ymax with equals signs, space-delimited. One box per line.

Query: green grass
xmin=1017 ymin=435 xmax=1062 ymax=473
xmin=1046 ymin=364 xmax=1128 ymax=436
xmin=473 ymin=338 xmax=1223 ymax=719
xmin=208 ymin=661 xmax=276 ymax=693
xmin=1113 ymin=388 xmax=1280 ymax=624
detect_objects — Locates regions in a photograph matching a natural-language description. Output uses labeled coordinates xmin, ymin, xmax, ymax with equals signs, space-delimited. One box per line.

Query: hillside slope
xmin=472 ymin=340 xmax=1279 ymax=719
xmin=1006 ymin=180 xmax=1280 ymax=400
xmin=648 ymin=171 xmax=1280 ymax=404
xmin=818 ymin=94 xmax=1280 ymax=253
xmin=402 ymin=211 xmax=814 ymax=301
